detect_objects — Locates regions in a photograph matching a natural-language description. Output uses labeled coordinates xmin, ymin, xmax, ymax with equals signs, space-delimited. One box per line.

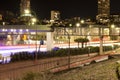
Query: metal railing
xmin=0 ymin=53 xmax=96 ymax=80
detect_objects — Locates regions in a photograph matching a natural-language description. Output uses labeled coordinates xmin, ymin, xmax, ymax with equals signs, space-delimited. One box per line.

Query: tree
xmin=84 ymin=38 xmax=89 ymax=47
xmin=74 ymin=38 xmax=89 ymax=48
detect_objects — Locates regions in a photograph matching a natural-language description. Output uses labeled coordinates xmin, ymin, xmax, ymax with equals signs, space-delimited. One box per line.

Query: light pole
xmin=111 ymin=24 xmax=115 ymax=34
xmin=31 ymin=18 xmax=37 ymax=62
xmin=64 ymin=28 xmax=71 ymax=69
xmin=99 ymin=27 xmax=103 ymax=55
xmin=119 ymin=28 xmax=120 ymax=41
xmin=112 ymin=45 xmax=114 ymax=53
xmin=76 ymin=23 xmax=81 ymax=35
xmin=31 ymin=18 xmax=37 ymax=25
xmin=88 ymin=47 xmax=90 ymax=56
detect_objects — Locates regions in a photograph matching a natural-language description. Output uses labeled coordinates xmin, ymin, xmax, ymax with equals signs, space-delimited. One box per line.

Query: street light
xmin=111 ymin=24 xmax=115 ymax=28
xmin=23 ymin=9 xmax=32 ymax=17
xmin=111 ymin=24 xmax=115 ymax=34
xmin=112 ymin=44 xmax=115 ymax=54
xmin=69 ymin=24 xmax=72 ymax=27
xmin=31 ymin=18 xmax=37 ymax=25
xmin=63 ymin=28 xmax=71 ymax=69
xmin=110 ymin=24 xmax=116 ymax=40
xmin=80 ymin=20 xmax=85 ymax=24
xmin=76 ymin=23 xmax=80 ymax=27
xmin=31 ymin=18 xmax=37 ymax=63
xmin=88 ymin=47 xmax=90 ymax=56
xmin=99 ymin=27 xmax=103 ymax=55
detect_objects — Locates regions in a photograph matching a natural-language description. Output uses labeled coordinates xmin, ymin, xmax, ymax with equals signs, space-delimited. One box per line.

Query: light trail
xmin=0 ymin=41 xmax=119 ymax=63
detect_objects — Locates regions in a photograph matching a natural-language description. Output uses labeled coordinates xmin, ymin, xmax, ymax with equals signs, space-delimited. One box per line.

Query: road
xmin=0 ymin=40 xmax=119 ymax=63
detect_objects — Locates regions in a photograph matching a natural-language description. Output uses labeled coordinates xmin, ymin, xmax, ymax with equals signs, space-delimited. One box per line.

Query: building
xmin=51 ymin=11 xmax=60 ymax=21
xmin=20 ymin=0 xmax=34 ymax=25
xmin=110 ymin=14 xmax=120 ymax=24
xmin=20 ymin=0 xmax=32 ymax=17
xmin=96 ymin=0 xmax=110 ymax=24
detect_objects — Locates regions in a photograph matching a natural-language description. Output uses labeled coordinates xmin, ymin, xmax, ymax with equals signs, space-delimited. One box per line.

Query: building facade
xmin=96 ymin=0 xmax=110 ymax=24
xmin=51 ymin=11 xmax=60 ymax=21
xmin=20 ymin=0 xmax=31 ymax=17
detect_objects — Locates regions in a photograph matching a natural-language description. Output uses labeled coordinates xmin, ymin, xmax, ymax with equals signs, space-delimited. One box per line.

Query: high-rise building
xmin=20 ymin=0 xmax=31 ymax=17
xmin=51 ymin=11 xmax=60 ymax=21
xmin=96 ymin=0 xmax=110 ymax=24
xmin=20 ymin=0 xmax=34 ymax=24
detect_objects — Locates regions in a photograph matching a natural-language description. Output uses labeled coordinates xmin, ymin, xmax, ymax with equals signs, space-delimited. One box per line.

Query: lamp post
xmin=88 ymin=47 xmax=90 ymax=56
xmin=31 ymin=18 xmax=37 ymax=25
xmin=111 ymin=24 xmax=115 ymax=36
xmin=99 ymin=27 xmax=103 ymax=55
xmin=112 ymin=44 xmax=114 ymax=53
xmin=119 ymin=28 xmax=120 ymax=41
xmin=76 ymin=23 xmax=81 ymax=35
xmin=31 ymin=18 xmax=37 ymax=62
xmin=64 ymin=28 xmax=71 ymax=69
xmin=115 ymin=28 xmax=120 ymax=41
xmin=110 ymin=24 xmax=117 ymax=42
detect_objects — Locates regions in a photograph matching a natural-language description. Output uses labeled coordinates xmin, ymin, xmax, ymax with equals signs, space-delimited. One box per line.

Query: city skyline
xmin=0 ymin=0 xmax=120 ymax=19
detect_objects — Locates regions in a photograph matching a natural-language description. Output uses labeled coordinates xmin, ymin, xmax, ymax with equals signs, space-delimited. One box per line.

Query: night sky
xmin=0 ymin=0 xmax=120 ymax=19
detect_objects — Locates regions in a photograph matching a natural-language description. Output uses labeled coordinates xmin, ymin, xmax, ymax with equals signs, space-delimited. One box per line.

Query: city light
xmin=111 ymin=24 xmax=115 ymax=28
xmin=2 ymin=29 xmax=5 ymax=32
xmin=26 ymin=29 xmax=29 ymax=32
xmin=31 ymin=18 xmax=37 ymax=23
xmin=10 ymin=29 xmax=14 ymax=32
xmin=76 ymin=23 xmax=80 ymax=27
xmin=80 ymin=20 xmax=85 ymax=24
xmin=20 ymin=29 xmax=23 ymax=32
xmin=23 ymin=9 xmax=32 ymax=16
xmin=24 ymin=9 xmax=30 ymax=14
xmin=31 ymin=18 xmax=37 ymax=25
xmin=69 ymin=24 xmax=72 ymax=27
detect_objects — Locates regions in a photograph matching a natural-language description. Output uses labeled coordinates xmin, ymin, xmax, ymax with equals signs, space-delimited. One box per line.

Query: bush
xmin=22 ymin=72 xmax=36 ymax=80
xmin=10 ymin=45 xmax=120 ymax=63
xmin=21 ymin=71 xmax=53 ymax=80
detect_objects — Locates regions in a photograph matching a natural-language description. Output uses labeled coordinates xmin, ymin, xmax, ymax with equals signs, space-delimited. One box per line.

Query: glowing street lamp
xmin=111 ymin=24 xmax=115 ymax=28
xmin=31 ymin=18 xmax=37 ymax=22
xmin=80 ymin=20 xmax=85 ymax=24
xmin=69 ymin=24 xmax=72 ymax=27
xmin=31 ymin=18 xmax=37 ymax=25
xmin=76 ymin=23 xmax=80 ymax=27
xmin=110 ymin=24 xmax=115 ymax=36
xmin=31 ymin=17 xmax=38 ymax=63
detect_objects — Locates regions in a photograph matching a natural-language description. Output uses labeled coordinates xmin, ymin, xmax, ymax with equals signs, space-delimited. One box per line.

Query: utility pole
xmin=99 ymin=27 xmax=103 ymax=55
xmin=64 ymin=28 xmax=70 ymax=69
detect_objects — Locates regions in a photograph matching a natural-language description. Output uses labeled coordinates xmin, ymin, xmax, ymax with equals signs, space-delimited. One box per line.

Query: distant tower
xmin=51 ymin=11 xmax=60 ymax=21
xmin=96 ymin=0 xmax=110 ymax=24
xmin=20 ymin=0 xmax=31 ymax=17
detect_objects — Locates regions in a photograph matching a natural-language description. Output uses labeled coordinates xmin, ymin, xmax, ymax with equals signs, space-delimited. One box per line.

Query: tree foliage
xmin=74 ymin=38 xmax=89 ymax=48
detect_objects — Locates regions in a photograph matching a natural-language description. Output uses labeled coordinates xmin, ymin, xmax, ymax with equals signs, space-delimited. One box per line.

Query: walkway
xmin=0 ymin=53 xmax=97 ymax=80
xmin=50 ymin=48 xmax=120 ymax=73
xmin=50 ymin=54 xmax=109 ymax=73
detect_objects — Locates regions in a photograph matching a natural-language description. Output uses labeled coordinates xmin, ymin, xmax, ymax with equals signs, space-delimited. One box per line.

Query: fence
xmin=0 ymin=53 xmax=96 ymax=80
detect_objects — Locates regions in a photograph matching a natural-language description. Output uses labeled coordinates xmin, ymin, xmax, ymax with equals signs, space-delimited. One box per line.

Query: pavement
xmin=50 ymin=54 xmax=110 ymax=73
xmin=50 ymin=47 xmax=120 ymax=73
